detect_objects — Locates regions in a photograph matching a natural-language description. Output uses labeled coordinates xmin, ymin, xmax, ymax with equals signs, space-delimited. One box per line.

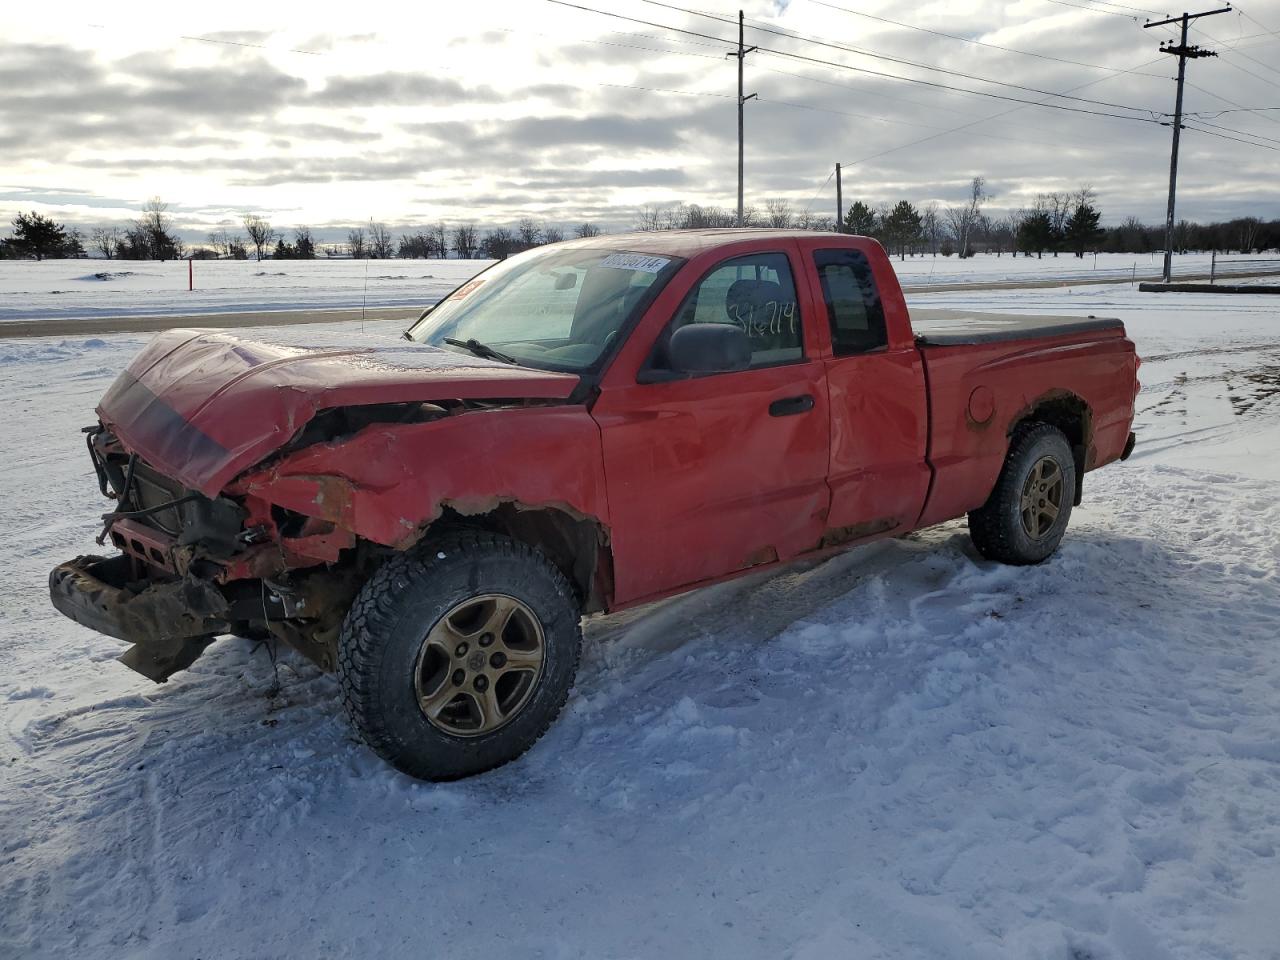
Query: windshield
xmin=406 ymin=246 xmax=683 ymax=372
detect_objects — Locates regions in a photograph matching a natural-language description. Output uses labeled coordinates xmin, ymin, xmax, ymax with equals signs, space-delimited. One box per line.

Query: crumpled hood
xmin=97 ymin=329 xmax=580 ymax=497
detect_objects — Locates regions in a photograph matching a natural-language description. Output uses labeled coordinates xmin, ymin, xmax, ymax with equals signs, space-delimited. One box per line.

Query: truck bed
xmin=910 ymin=309 xmax=1124 ymax=346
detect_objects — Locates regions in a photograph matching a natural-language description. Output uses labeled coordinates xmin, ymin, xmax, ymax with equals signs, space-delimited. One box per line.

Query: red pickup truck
xmin=50 ymin=229 xmax=1139 ymax=780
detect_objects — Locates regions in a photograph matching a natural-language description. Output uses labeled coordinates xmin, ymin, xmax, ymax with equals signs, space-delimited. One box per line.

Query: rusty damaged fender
xmin=228 ymin=405 xmax=612 ymax=549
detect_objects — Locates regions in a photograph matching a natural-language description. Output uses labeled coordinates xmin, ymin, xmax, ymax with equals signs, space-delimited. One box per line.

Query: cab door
xmin=803 ymin=244 xmax=930 ymax=539
xmin=591 ymin=246 xmax=831 ymax=606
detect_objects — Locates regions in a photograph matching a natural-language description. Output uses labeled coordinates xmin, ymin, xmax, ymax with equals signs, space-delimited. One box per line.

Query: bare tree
xmin=369 ymin=222 xmax=394 ymax=259
xmin=944 ymin=176 xmax=987 ymax=258
xmin=129 ymin=197 xmax=184 ymax=260
xmin=481 ymin=227 xmax=517 ymax=260
xmin=635 ymin=204 xmax=664 ymax=231
xmin=452 ymin=223 xmax=478 ymax=259
xmin=90 ymin=226 xmax=120 ymax=259
xmin=208 ymin=229 xmax=246 ymax=259
xmin=1238 ymin=216 xmax=1262 ymax=252
xmin=921 ymin=202 xmax=941 ymax=256
xmin=432 ymin=222 xmax=449 ymax=258
xmin=987 ymin=215 xmax=1016 ymax=257
xmin=243 ymin=214 xmax=275 ymax=262
xmin=574 ymin=223 xmax=602 ymax=238
xmin=347 ymin=227 xmax=366 ymax=259
xmin=765 ymin=197 xmax=794 ymax=228
xmin=516 ymin=218 xmax=542 ymax=250
xmin=543 ymin=225 xmax=565 ymax=245
xmin=1045 ymin=192 xmax=1073 ymax=257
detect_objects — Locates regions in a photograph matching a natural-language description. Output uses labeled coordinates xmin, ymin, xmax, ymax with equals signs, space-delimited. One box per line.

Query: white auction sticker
xmin=599 ymin=253 xmax=671 ymax=273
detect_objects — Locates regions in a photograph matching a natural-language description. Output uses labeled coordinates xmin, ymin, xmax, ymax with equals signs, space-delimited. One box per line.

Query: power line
xmin=826 ymin=53 xmax=1168 ymax=181
xmin=808 ymin=0 xmax=1143 ymax=74
xmin=753 ymin=62 xmax=989 ymax=119
xmin=1191 ymin=26 xmax=1280 ymax=84
xmin=1071 ymin=0 xmax=1167 ymax=16
xmin=1234 ymin=5 xmax=1280 ymax=38
xmin=1183 ymin=120 xmax=1280 ymax=148
xmin=498 ymin=26 xmax=727 ymax=61
xmin=1185 ymin=117 xmax=1280 ymax=145
xmin=179 ymin=34 xmax=325 ymax=55
xmin=636 ymin=0 xmax=1166 ymax=115
xmin=1052 ymin=0 xmax=1280 ymax=131
xmin=1187 ymin=104 xmax=1280 ymax=114
xmin=546 ymin=0 xmax=1174 ymax=124
xmin=750 ymin=46 xmax=1167 ymax=122
xmin=600 ymin=82 xmax=731 ymax=98
xmin=1181 ymin=77 xmax=1280 ymax=131
xmin=1040 ymin=0 xmax=1152 ymax=20
xmin=604 ymin=79 xmax=1169 ymax=154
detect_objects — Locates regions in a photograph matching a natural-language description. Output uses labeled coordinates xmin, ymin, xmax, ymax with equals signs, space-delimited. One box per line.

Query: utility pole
xmin=835 ymin=163 xmax=843 ymax=233
xmin=1144 ymin=7 xmax=1229 ymax=282
xmin=727 ymin=10 xmax=757 ymax=227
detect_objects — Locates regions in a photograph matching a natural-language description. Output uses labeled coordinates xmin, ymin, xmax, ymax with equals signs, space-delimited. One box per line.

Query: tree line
xmin=2 ymin=188 xmax=1276 ymax=262
xmin=634 ymin=179 xmax=1277 ymax=259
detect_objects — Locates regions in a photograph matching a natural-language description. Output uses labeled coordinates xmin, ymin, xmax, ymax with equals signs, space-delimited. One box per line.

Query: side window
xmin=660 ymin=252 xmax=803 ymax=369
xmin=813 ymin=248 xmax=887 ymax=355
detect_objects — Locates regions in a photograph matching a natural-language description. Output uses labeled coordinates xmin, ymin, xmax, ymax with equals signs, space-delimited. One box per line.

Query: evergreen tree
xmin=842 ymin=201 xmax=878 ymax=237
xmin=293 ymin=228 xmax=316 ymax=259
xmin=1017 ymin=210 xmax=1054 ymax=259
xmin=9 ymin=211 xmax=69 ymax=260
xmin=882 ymin=201 xmax=923 ymax=260
xmin=1064 ymin=202 xmax=1103 ymax=258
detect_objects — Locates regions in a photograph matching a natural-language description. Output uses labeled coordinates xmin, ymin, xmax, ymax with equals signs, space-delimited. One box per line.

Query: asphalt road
xmin=3 ymin=269 xmax=1278 ymax=339
xmin=0 ymin=306 xmax=416 ymax=339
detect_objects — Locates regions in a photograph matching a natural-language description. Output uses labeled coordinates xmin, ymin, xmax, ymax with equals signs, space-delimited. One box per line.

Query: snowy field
xmin=0 ymin=258 xmax=489 ymax=322
xmin=2 ymin=283 xmax=1280 ymax=959
xmin=2 ymin=251 xmax=1278 ymax=323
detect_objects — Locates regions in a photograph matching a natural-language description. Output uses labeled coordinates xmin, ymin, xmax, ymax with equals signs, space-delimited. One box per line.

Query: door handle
xmin=769 ymin=394 xmax=815 ymax=417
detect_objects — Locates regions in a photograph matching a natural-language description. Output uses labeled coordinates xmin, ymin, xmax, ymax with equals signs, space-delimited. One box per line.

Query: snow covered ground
xmin=0 ymin=258 xmax=490 ymax=322
xmin=3 ymin=251 xmax=1278 ymax=323
xmin=2 ymin=283 xmax=1279 ymax=959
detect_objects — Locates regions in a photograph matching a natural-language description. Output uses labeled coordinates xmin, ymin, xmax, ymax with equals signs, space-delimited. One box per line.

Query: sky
xmin=2 ymin=0 xmax=1279 ymax=242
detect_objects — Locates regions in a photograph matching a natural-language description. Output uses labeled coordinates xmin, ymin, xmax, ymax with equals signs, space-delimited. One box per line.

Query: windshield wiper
xmin=443 ymin=337 xmax=519 ymax=365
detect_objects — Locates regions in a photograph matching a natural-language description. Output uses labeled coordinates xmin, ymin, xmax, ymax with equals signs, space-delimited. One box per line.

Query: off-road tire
xmin=337 ymin=531 xmax=582 ymax=781
xmin=968 ymin=422 xmax=1076 ymax=566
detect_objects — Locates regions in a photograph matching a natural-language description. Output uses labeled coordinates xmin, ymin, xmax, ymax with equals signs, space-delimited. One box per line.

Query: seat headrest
xmin=725 ymin=279 xmax=786 ymax=324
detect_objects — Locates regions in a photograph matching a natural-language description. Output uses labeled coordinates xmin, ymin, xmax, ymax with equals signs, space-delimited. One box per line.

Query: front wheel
xmin=337 ymin=532 xmax=582 ymax=781
xmin=968 ymin=423 xmax=1076 ymax=565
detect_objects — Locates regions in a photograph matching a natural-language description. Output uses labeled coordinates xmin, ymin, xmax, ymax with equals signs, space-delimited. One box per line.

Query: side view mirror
xmin=667 ymin=323 xmax=751 ymax=375
xmin=553 ymin=271 xmax=578 ymax=291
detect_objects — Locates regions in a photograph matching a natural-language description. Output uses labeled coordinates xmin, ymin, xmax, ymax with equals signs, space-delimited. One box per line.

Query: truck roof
xmin=560 ymin=228 xmax=856 ymax=258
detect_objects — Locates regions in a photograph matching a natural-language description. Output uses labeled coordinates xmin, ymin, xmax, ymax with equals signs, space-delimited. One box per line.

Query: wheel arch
xmin=422 ymin=499 xmax=614 ymax=615
xmin=1007 ymin=390 xmax=1092 ymax=505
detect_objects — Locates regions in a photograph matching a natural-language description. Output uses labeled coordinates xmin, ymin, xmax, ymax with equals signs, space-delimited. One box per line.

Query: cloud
xmin=2 ymin=0 xmax=1277 ymax=234
xmin=310 ymin=72 xmax=501 ymax=106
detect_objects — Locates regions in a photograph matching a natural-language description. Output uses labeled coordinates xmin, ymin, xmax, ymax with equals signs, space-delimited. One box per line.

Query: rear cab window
xmin=812 ymin=248 xmax=887 ymax=355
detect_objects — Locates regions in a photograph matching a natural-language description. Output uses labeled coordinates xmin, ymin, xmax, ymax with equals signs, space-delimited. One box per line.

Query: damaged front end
xmin=48 ymin=425 xmax=370 ymax=681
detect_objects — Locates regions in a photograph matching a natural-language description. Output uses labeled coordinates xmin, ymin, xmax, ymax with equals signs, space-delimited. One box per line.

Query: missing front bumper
xmin=48 ymin=555 xmax=230 ymax=681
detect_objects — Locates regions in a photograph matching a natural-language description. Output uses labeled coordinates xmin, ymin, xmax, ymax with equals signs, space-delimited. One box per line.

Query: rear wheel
xmin=968 ymin=423 xmax=1076 ymax=565
xmin=337 ymin=531 xmax=581 ymax=781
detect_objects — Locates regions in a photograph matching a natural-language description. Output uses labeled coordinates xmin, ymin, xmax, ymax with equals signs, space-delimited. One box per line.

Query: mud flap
xmin=118 ymin=635 xmax=217 ymax=683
